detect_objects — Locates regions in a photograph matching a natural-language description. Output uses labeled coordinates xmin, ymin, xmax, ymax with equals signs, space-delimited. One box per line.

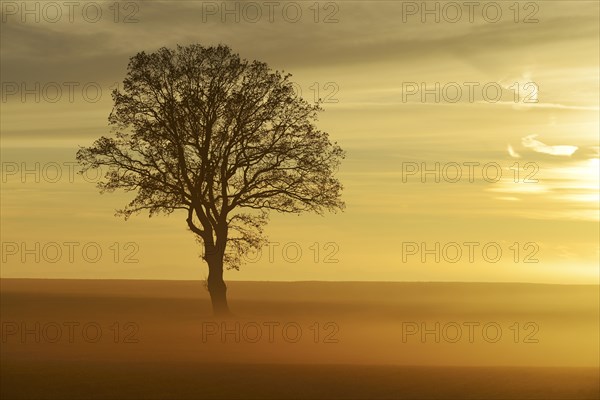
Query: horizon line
xmin=1 ymin=277 xmax=598 ymax=286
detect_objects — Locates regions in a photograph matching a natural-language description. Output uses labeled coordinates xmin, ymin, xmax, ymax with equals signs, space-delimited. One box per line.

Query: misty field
xmin=1 ymin=279 xmax=598 ymax=399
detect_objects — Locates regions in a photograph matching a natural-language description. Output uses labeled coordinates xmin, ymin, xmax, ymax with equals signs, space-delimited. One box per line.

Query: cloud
xmin=507 ymin=144 xmax=521 ymax=158
xmin=521 ymin=134 xmax=578 ymax=156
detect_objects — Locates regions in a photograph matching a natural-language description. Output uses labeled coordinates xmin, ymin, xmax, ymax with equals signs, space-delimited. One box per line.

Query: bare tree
xmin=77 ymin=44 xmax=345 ymax=315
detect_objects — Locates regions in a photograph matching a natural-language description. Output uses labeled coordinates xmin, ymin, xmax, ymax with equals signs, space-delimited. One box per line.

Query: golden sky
xmin=1 ymin=1 xmax=598 ymax=283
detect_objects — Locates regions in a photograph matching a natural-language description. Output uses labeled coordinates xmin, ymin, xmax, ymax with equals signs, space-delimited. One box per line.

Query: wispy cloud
xmin=507 ymin=144 xmax=521 ymax=158
xmin=521 ymin=134 xmax=578 ymax=156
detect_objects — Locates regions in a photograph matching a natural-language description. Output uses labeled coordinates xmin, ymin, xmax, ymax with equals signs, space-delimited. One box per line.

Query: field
xmin=1 ymin=279 xmax=598 ymax=399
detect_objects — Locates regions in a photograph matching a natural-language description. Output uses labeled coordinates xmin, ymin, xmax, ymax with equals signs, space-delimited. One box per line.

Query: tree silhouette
xmin=77 ymin=44 xmax=345 ymax=315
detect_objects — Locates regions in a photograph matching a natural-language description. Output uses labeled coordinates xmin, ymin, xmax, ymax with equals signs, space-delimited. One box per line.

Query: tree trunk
xmin=206 ymin=255 xmax=231 ymax=316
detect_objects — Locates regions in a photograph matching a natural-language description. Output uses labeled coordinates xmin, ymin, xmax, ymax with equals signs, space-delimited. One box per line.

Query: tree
xmin=77 ymin=44 xmax=345 ymax=315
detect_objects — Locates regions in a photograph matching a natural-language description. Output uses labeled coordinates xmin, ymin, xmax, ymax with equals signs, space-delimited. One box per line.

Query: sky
xmin=1 ymin=1 xmax=599 ymax=283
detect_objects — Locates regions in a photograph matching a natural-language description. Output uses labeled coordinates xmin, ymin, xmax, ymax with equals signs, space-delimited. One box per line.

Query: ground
xmin=1 ymin=279 xmax=598 ymax=399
